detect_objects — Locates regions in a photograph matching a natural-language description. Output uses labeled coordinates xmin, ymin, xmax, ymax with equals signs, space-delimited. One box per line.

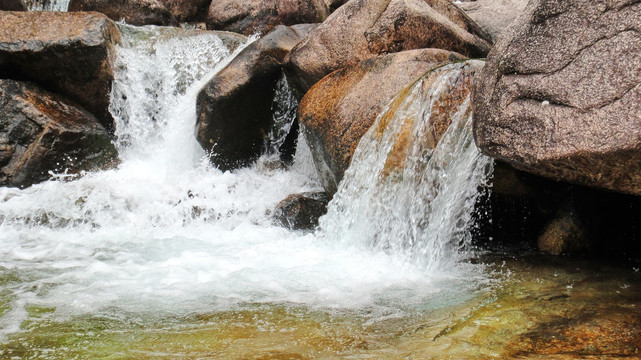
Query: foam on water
xmin=26 ymin=0 xmax=69 ymax=11
xmin=0 ymin=25 xmax=489 ymax=339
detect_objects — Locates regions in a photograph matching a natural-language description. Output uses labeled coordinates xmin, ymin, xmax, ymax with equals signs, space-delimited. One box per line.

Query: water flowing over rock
xmin=285 ymin=0 xmax=492 ymax=96
xmin=68 ymin=0 xmax=178 ymax=26
xmin=0 ymin=11 xmax=120 ymax=131
xmin=197 ymin=25 xmax=315 ymax=171
xmin=206 ymin=0 xmax=328 ymax=36
xmin=158 ymin=0 xmax=209 ymax=22
xmin=0 ymin=0 xmax=26 ymax=10
xmin=319 ymin=60 xmax=491 ymax=270
xmin=25 ymin=0 xmax=69 ymax=11
xmin=273 ymin=192 xmax=330 ymax=230
xmin=455 ymin=0 xmax=528 ymax=42
xmin=298 ymin=49 xmax=466 ymax=194
xmin=473 ymin=0 xmax=641 ymax=196
xmin=0 ymin=79 xmax=117 ymax=188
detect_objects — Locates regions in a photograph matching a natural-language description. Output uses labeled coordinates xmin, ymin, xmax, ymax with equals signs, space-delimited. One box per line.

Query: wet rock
xmin=0 ymin=0 xmax=26 ymax=10
xmin=455 ymin=0 xmax=527 ymax=42
xmin=274 ymin=192 xmax=330 ymax=230
xmin=196 ymin=25 xmax=315 ymax=171
xmin=0 ymin=80 xmax=117 ymax=188
xmin=206 ymin=0 xmax=328 ymax=36
xmin=537 ymin=208 xmax=589 ymax=256
xmin=284 ymin=0 xmax=492 ymax=96
xmin=159 ymin=0 xmax=209 ymax=22
xmin=0 ymin=11 xmax=121 ymax=131
xmin=68 ymin=0 xmax=178 ymax=26
xmin=473 ymin=0 xmax=641 ymax=196
xmin=298 ymin=49 xmax=465 ymax=194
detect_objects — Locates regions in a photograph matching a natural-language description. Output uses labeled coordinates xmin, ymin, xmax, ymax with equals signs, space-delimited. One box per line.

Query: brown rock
xmin=0 ymin=0 xmax=26 ymax=10
xmin=158 ymin=0 xmax=209 ymax=22
xmin=206 ymin=0 xmax=328 ymax=36
xmin=298 ymin=49 xmax=466 ymax=194
xmin=455 ymin=0 xmax=527 ymax=42
xmin=196 ymin=25 xmax=315 ymax=171
xmin=537 ymin=209 xmax=588 ymax=256
xmin=0 ymin=80 xmax=117 ymax=188
xmin=473 ymin=0 xmax=641 ymax=196
xmin=68 ymin=0 xmax=178 ymax=26
xmin=0 ymin=11 xmax=121 ymax=131
xmin=285 ymin=0 xmax=491 ymax=96
xmin=273 ymin=192 xmax=330 ymax=230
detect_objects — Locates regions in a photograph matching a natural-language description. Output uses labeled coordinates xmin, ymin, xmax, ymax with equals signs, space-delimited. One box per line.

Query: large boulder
xmin=455 ymin=0 xmax=528 ymax=42
xmin=68 ymin=0 xmax=178 ymax=26
xmin=0 ymin=80 xmax=117 ymax=188
xmin=206 ymin=0 xmax=328 ymax=36
xmin=0 ymin=0 xmax=26 ymax=10
xmin=196 ymin=24 xmax=316 ymax=171
xmin=0 ymin=11 xmax=121 ymax=131
xmin=473 ymin=0 xmax=641 ymax=196
xmin=158 ymin=0 xmax=210 ymax=22
xmin=298 ymin=49 xmax=466 ymax=194
xmin=285 ymin=0 xmax=491 ymax=96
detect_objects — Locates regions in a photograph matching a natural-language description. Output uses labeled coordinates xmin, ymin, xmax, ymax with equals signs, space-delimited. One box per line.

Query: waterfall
xmin=320 ymin=61 xmax=493 ymax=273
xmin=0 ymin=25 xmax=489 ymax=340
xmin=25 ymin=0 xmax=69 ymax=11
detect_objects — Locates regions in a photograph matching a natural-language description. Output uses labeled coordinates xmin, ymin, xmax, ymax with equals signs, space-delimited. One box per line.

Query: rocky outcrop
xmin=159 ymin=0 xmax=210 ymax=22
xmin=0 ymin=80 xmax=117 ymax=188
xmin=455 ymin=0 xmax=528 ymax=41
xmin=68 ymin=0 xmax=178 ymax=26
xmin=298 ymin=49 xmax=466 ymax=194
xmin=196 ymin=25 xmax=316 ymax=171
xmin=206 ymin=0 xmax=327 ymax=36
xmin=285 ymin=0 xmax=492 ymax=96
xmin=0 ymin=0 xmax=26 ymax=10
xmin=273 ymin=192 xmax=330 ymax=230
xmin=473 ymin=0 xmax=641 ymax=196
xmin=0 ymin=11 xmax=121 ymax=131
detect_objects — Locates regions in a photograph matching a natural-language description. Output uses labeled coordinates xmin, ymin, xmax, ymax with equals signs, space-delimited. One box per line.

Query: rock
xmin=455 ymin=0 xmax=528 ymax=42
xmin=323 ymin=0 xmax=348 ymax=12
xmin=158 ymin=0 xmax=209 ymax=22
xmin=196 ymin=25 xmax=315 ymax=171
xmin=537 ymin=208 xmax=588 ymax=256
xmin=206 ymin=0 xmax=328 ymax=36
xmin=273 ymin=192 xmax=330 ymax=230
xmin=0 ymin=0 xmax=26 ymax=10
xmin=285 ymin=0 xmax=492 ymax=96
xmin=68 ymin=0 xmax=178 ymax=26
xmin=0 ymin=80 xmax=117 ymax=188
xmin=298 ymin=49 xmax=465 ymax=194
xmin=0 ymin=11 xmax=121 ymax=131
xmin=473 ymin=0 xmax=641 ymax=196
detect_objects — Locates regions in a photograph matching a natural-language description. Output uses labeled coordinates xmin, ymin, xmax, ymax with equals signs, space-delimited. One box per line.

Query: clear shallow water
xmin=0 ymin=23 xmax=492 ymax=354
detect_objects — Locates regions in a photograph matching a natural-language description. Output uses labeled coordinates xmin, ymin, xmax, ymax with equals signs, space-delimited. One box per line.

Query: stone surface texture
xmin=298 ymin=49 xmax=465 ymax=194
xmin=159 ymin=0 xmax=210 ymax=22
xmin=68 ymin=0 xmax=178 ymax=26
xmin=0 ymin=80 xmax=117 ymax=188
xmin=455 ymin=0 xmax=528 ymax=41
xmin=473 ymin=0 xmax=641 ymax=195
xmin=0 ymin=11 xmax=121 ymax=131
xmin=0 ymin=0 xmax=27 ymax=10
xmin=285 ymin=0 xmax=491 ymax=96
xmin=273 ymin=192 xmax=330 ymax=230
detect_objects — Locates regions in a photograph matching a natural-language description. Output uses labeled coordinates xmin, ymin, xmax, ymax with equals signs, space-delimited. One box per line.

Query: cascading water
xmin=0 ymin=24 xmax=491 ymax=345
xmin=25 ymin=0 xmax=69 ymax=12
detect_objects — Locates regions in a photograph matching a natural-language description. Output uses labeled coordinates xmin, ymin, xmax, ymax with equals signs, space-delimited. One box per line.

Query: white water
xmin=26 ymin=0 xmax=69 ymax=12
xmin=0 ymin=25 xmax=489 ymax=338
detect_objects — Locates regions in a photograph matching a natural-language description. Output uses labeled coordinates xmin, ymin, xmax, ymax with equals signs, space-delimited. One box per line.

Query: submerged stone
xmin=0 ymin=79 xmax=117 ymax=188
xmin=273 ymin=192 xmax=330 ymax=230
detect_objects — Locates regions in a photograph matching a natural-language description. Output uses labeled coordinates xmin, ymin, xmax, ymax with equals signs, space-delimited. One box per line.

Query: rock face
xmin=273 ymin=192 xmax=330 ymax=230
xmin=0 ymin=0 xmax=26 ymax=10
xmin=473 ymin=0 xmax=641 ymax=196
xmin=0 ymin=11 xmax=121 ymax=131
xmin=206 ymin=0 xmax=328 ymax=36
xmin=455 ymin=0 xmax=528 ymax=41
xmin=159 ymin=0 xmax=210 ymax=22
xmin=68 ymin=0 xmax=178 ymax=26
xmin=196 ymin=25 xmax=316 ymax=171
xmin=298 ymin=49 xmax=466 ymax=194
xmin=0 ymin=80 xmax=117 ymax=188
xmin=285 ymin=0 xmax=491 ymax=96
